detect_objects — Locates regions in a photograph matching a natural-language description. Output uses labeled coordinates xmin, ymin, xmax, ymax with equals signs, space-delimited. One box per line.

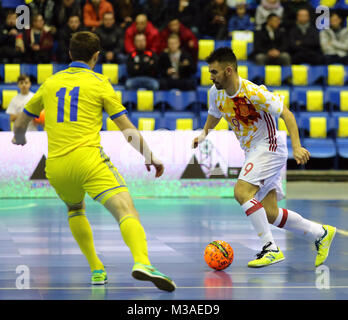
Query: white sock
xmin=273 ymin=208 xmax=324 ymax=241
xmin=242 ymin=198 xmax=277 ymax=250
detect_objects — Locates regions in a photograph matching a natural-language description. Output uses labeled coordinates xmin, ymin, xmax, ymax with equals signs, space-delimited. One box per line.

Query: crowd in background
xmin=1 ymin=0 xmax=348 ymax=90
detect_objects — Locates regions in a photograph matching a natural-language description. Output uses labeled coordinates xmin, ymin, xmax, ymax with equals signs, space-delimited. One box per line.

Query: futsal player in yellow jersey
xmin=11 ymin=31 xmax=176 ymax=292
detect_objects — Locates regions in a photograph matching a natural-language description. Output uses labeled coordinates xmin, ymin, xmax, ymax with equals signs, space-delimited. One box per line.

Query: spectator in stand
xmin=83 ymin=0 xmax=114 ymax=31
xmin=320 ymin=12 xmax=348 ymax=65
xmin=58 ymin=14 xmax=85 ymax=63
xmin=158 ymin=33 xmax=196 ymax=90
xmin=227 ymin=2 xmax=254 ymax=36
xmin=143 ymin=0 xmax=168 ymax=30
xmin=0 ymin=11 xmax=23 ymax=63
xmin=289 ymin=8 xmax=323 ymax=65
xmin=124 ymin=13 xmax=160 ymax=54
xmin=159 ymin=17 xmax=198 ymax=62
xmin=54 ymin=0 xmax=82 ymax=30
xmin=6 ymin=74 xmax=37 ymax=131
xmin=125 ymin=33 xmax=160 ymax=90
xmin=282 ymin=0 xmax=315 ymax=30
xmin=252 ymin=13 xmax=291 ymax=65
xmin=28 ymin=0 xmax=56 ymax=34
xmin=200 ymin=0 xmax=229 ymax=40
xmin=19 ymin=14 xmax=54 ymax=63
xmin=112 ymin=0 xmax=141 ymax=29
xmin=165 ymin=0 xmax=199 ymax=33
xmin=95 ymin=12 xmax=126 ymax=63
xmin=255 ymin=0 xmax=283 ymax=31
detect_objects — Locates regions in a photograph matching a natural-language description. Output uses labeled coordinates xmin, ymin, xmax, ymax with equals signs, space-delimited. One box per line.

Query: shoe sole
xmin=91 ymin=279 xmax=108 ymax=285
xmin=315 ymin=227 xmax=336 ymax=267
xmin=132 ymin=269 xmax=176 ymax=292
xmin=248 ymin=257 xmax=285 ymax=268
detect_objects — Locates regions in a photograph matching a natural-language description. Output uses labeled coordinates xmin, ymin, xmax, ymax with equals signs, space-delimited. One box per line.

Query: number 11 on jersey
xmin=56 ymin=87 xmax=80 ymax=123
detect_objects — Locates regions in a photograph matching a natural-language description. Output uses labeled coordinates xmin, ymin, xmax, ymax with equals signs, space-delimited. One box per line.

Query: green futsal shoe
xmin=91 ymin=269 xmax=108 ymax=285
xmin=248 ymin=242 xmax=285 ymax=268
xmin=315 ymin=225 xmax=336 ymax=267
xmin=132 ymin=263 xmax=176 ymax=292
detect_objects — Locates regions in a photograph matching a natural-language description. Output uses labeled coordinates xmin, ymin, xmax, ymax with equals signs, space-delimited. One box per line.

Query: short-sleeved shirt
xmin=208 ymin=77 xmax=284 ymax=153
xmin=24 ymin=61 xmax=127 ymax=159
xmin=6 ymin=91 xmax=37 ymax=131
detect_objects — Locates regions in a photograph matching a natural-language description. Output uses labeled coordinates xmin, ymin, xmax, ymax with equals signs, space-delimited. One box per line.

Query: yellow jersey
xmin=24 ymin=61 xmax=127 ymax=158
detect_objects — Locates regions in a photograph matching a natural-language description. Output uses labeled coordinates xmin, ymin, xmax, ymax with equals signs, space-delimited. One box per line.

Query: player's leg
xmin=64 ymin=200 xmax=106 ymax=284
xmin=46 ymin=153 xmax=106 ymax=285
xmin=85 ymin=147 xmax=175 ymax=291
xmin=263 ymin=190 xmax=336 ymax=267
xmin=102 ymin=191 xmax=176 ymax=292
xmin=234 ymin=179 xmax=279 ymax=252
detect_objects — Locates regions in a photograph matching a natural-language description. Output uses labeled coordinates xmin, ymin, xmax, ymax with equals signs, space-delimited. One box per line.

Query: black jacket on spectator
xmin=253 ymin=25 xmax=289 ymax=55
xmin=127 ymin=50 xmax=159 ymax=77
xmin=289 ymin=24 xmax=323 ymax=65
xmin=95 ymin=24 xmax=124 ymax=62
xmin=159 ymin=49 xmax=196 ymax=79
xmin=0 ymin=24 xmax=22 ymax=63
xmin=282 ymin=0 xmax=315 ymax=30
xmin=58 ymin=24 xmax=86 ymax=63
xmin=54 ymin=1 xmax=82 ymax=29
xmin=158 ymin=49 xmax=197 ymax=90
xmin=143 ymin=0 xmax=168 ymax=29
xmin=165 ymin=0 xmax=199 ymax=30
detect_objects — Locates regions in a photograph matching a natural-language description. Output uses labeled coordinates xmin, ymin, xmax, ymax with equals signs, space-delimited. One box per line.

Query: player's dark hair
xmin=206 ymin=47 xmax=238 ymax=71
xmin=17 ymin=74 xmax=30 ymax=82
xmin=69 ymin=31 xmax=101 ymax=62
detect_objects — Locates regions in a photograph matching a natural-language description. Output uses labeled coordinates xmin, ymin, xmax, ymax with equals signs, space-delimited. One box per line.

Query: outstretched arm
xmin=12 ymin=111 xmax=33 ymax=146
xmin=192 ymin=114 xmax=221 ymax=148
xmin=113 ymin=114 xmax=164 ymax=177
xmin=280 ymin=106 xmax=310 ymax=165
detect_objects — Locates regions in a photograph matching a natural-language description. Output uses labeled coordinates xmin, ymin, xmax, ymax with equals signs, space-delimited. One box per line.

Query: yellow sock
xmin=68 ymin=210 xmax=104 ymax=272
xmin=119 ymin=215 xmax=151 ymax=266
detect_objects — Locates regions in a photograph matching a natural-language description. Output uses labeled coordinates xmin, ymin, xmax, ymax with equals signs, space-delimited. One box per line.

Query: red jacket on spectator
xmin=124 ymin=21 xmax=160 ymax=54
xmin=159 ymin=23 xmax=198 ymax=61
xmin=83 ymin=0 xmax=114 ymax=28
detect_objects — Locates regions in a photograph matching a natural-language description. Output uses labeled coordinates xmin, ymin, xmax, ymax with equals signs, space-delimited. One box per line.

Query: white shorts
xmin=238 ymin=142 xmax=288 ymax=202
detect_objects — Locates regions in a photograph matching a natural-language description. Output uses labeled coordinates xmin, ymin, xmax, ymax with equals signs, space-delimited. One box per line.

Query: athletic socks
xmin=68 ymin=209 xmax=104 ymax=271
xmin=242 ymin=198 xmax=278 ymax=250
xmin=273 ymin=208 xmax=324 ymax=241
xmin=119 ymin=215 xmax=151 ymax=266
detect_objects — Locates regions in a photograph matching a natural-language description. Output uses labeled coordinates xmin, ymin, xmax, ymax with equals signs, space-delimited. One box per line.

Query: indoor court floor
xmin=0 ymin=192 xmax=347 ymax=300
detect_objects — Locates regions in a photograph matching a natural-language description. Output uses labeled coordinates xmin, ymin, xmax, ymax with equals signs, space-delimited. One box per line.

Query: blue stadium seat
xmin=153 ymin=90 xmax=167 ymax=112
xmin=0 ymin=113 xmax=10 ymax=131
xmin=302 ymin=137 xmax=337 ymax=160
xmin=298 ymin=112 xmax=333 ymax=137
xmin=197 ymin=86 xmax=209 ymax=111
xmin=122 ymin=90 xmax=137 ymax=112
xmin=331 ymin=112 xmax=348 ymax=138
xmin=200 ymin=111 xmax=208 ymax=128
xmin=130 ymin=112 xmax=162 ymax=130
xmin=298 ymin=112 xmax=336 ymax=160
xmin=325 ymin=86 xmax=348 ymax=112
xmin=291 ymin=86 xmax=325 ymax=112
xmin=164 ymin=90 xmax=197 ymax=112
xmin=163 ymin=112 xmax=197 ymax=130
xmin=336 ymin=138 xmax=348 ymax=162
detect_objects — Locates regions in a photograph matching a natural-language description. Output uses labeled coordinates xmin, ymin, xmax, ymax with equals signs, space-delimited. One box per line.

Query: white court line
xmin=0 ymin=285 xmax=347 ymax=290
xmin=0 ymin=203 xmax=37 ymax=210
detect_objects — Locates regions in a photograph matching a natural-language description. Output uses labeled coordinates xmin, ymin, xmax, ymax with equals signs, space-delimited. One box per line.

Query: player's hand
xmin=145 ymin=155 xmax=164 ymax=178
xmin=192 ymin=133 xmax=206 ymax=149
xmin=293 ymin=146 xmax=310 ymax=165
xmin=12 ymin=135 xmax=26 ymax=146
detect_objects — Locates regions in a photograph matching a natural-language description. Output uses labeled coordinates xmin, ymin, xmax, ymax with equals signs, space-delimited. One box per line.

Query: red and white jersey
xmin=208 ymin=77 xmax=285 ymax=153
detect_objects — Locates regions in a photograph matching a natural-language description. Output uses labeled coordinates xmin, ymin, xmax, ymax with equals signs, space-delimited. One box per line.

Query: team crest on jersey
xmin=232 ymin=97 xmax=261 ymax=126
